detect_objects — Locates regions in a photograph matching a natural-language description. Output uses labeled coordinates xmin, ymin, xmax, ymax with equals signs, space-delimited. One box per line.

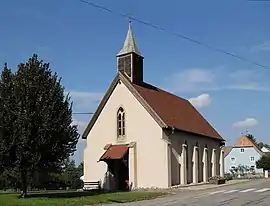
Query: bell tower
xmin=117 ymin=21 xmax=144 ymax=84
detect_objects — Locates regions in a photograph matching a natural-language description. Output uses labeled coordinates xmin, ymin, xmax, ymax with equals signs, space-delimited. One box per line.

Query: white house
xmin=224 ymin=135 xmax=264 ymax=174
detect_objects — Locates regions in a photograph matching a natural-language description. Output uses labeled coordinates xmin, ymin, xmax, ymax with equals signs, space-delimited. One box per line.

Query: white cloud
xmin=188 ymin=94 xmax=212 ymax=109
xmin=233 ymin=118 xmax=258 ymax=128
xmin=226 ymin=69 xmax=270 ymax=91
xmin=226 ymin=84 xmax=270 ymax=91
xmin=250 ymin=40 xmax=270 ymax=52
xmin=180 ymin=68 xmax=215 ymax=83
xmin=68 ymin=91 xmax=104 ymax=112
xmin=164 ymin=68 xmax=270 ymax=93
xmin=164 ymin=68 xmax=219 ymax=93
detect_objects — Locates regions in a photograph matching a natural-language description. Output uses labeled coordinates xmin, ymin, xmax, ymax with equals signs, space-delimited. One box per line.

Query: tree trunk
xmin=20 ymin=170 xmax=28 ymax=198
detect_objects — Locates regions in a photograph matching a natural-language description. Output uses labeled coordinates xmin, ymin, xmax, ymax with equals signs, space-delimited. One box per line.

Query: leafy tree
xmin=0 ymin=160 xmax=84 ymax=191
xmin=246 ymin=134 xmax=257 ymax=143
xmin=256 ymin=154 xmax=270 ymax=170
xmin=258 ymin=142 xmax=270 ymax=150
xmin=245 ymin=133 xmax=270 ymax=150
xmin=0 ymin=168 xmax=19 ymax=191
xmin=74 ymin=161 xmax=84 ymax=189
xmin=0 ymin=55 xmax=80 ymax=197
xmin=58 ymin=159 xmax=83 ymax=189
xmin=229 ymin=165 xmax=250 ymax=177
xmin=77 ymin=161 xmax=84 ymax=177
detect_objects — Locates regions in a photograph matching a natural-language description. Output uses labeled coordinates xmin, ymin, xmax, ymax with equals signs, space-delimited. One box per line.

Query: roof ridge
xmin=136 ymin=82 xmax=189 ymax=102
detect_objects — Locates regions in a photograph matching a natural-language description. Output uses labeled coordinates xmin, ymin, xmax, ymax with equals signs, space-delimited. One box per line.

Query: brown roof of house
xmin=99 ymin=144 xmax=129 ymax=161
xmin=132 ymin=82 xmax=223 ymax=140
xmin=223 ymin=146 xmax=233 ymax=157
xmin=234 ymin=135 xmax=260 ymax=148
xmin=234 ymin=135 xmax=263 ymax=155
xmin=82 ymin=73 xmax=224 ymax=141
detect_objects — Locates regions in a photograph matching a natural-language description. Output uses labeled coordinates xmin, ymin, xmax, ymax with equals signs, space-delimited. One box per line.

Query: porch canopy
xmin=99 ymin=144 xmax=129 ymax=161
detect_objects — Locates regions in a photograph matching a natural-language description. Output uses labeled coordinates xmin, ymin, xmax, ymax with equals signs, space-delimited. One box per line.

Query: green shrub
xmin=224 ymin=173 xmax=233 ymax=181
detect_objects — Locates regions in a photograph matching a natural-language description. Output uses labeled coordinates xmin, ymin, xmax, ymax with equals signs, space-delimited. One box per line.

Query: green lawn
xmin=0 ymin=191 xmax=166 ymax=206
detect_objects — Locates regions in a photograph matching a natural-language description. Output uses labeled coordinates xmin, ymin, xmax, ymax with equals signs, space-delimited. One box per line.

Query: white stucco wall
xmin=84 ymin=80 xmax=169 ymax=188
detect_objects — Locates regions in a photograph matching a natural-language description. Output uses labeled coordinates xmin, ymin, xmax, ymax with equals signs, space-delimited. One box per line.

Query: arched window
xmin=117 ymin=107 xmax=126 ymax=138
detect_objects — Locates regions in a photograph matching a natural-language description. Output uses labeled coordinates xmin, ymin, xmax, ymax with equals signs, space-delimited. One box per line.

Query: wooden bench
xmin=83 ymin=181 xmax=101 ymax=191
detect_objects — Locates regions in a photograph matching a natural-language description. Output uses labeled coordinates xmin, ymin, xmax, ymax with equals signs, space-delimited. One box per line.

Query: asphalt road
xmin=110 ymin=179 xmax=270 ymax=206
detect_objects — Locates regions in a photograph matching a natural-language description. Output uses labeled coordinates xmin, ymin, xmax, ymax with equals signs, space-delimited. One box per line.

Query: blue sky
xmin=1 ymin=0 xmax=270 ymax=164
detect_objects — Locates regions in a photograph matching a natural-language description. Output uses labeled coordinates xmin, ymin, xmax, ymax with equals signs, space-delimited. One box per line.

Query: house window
xmin=240 ymin=148 xmax=244 ymax=153
xmin=231 ymin=157 xmax=235 ymax=162
xmin=117 ymin=107 xmax=126 ymax=138
xmin=250 ymin=157 xmax=255 ymax=162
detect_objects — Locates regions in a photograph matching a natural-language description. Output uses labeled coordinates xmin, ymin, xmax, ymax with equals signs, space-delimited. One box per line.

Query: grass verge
xmin=0 ymin=191 xmax=166 ymax=206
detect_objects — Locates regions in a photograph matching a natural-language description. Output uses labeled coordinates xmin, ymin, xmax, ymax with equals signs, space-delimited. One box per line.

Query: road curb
xmin=172 ymin=179 xmax=253 ymax=191
xmin=211 ymin=179 xmax=252 ymax=189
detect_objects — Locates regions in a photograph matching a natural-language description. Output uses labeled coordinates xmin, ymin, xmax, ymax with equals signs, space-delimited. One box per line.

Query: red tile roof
xmin=234 ymin=135 xmax=262 ymax=154
xmin=99 ymin=144 xmax=129 ymax=161
xmin=132 ymin=82 xmax=223 ymax=140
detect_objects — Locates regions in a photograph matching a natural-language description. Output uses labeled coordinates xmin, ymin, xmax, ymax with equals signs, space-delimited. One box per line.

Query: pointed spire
xmin=117 ymin=20 xmax=141 ymax=56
